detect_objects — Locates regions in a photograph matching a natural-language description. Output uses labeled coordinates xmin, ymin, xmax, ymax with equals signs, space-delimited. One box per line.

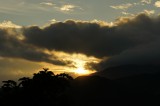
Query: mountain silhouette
xmin=68 ymin=65 xmax=160 ymax=106
xmin=93 ymin=64 xmax=160 ymax=79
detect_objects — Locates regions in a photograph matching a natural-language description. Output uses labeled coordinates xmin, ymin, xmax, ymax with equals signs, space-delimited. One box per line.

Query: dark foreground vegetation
xmin=0 ymin=68 xmax=73 ymax=106
xmin=1 ymin=66 xmax=160 ymax=106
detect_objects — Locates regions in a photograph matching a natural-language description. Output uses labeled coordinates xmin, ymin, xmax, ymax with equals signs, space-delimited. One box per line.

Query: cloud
xmin=110 ymin=3 xmax=132 ymax=10
xmin=21 ymin=14 xmax=160 ymax=70
xmin=0 ymin=21 xmax=21 ymax=28
xmin=22 ymin=15 xmax=144 ymax=59
xmin=122 ymin=12 xmax=135 ymax=16
xmin=40 ymin=2 xmax=54 ymax=6
xmin=0 ymin=28 xmax=67 ymax=66
xmin=60 ymin=5 xmax=76 ymax=12
xmin=97 ymin=39 xmax=160 ymax=70
xmin=141 ymin=0 xmax=152 ymax=4
xmin=95 ymin=14 xmax=160 ymax=69
xmin=23 ymin=20 xmax=136 ymax=58
xmin=155 ymin=1 xmax=160 ymax=7
xmin=50 ymin=19 xmax=57 ymax=23
xmin=121 ymin=10 xmax=155 ymax=18
xmin=143 ymin=10 xmax=155 ymax=15
xmin=127 ymin=0 xmax=152 ymax=8
xmin=1 ymin=14 xmax=160 ymax=72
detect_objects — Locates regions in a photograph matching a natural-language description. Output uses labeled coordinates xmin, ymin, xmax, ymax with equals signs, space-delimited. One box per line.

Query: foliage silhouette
xmin=2 ymin=80 xmax=17 ymax=92
xmin=0 ymin=68 xmax=73 ymax=106
xmin=18 ymin=77 xmax=31 ymax=88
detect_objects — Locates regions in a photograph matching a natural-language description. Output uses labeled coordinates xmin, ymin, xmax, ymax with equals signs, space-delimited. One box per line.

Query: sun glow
xmin=74 ymin=67 xmax=90 ymax=75
xmin=43 ymin=51 xmax=100 ymax=76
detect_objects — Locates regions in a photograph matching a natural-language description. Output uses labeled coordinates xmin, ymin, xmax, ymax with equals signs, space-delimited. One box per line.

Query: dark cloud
xmin=1 ymin=14 xmax=160 ymax=70
xmin=95 ymin=15 xmax=160 ymax=69
xmin=22 ymin=14 xmax=160 ymax=69
xmin=99 ymin=39 xmax=160 ymax=68
xmin=0 ymin=28 xmax=66 ymax=65
xmin=23 ymin=20 xmax=136 ymax=58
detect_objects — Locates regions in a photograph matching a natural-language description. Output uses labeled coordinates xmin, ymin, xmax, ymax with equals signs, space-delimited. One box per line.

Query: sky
xmin=1 ymin=0 xmax=160 ymax=82
xmin=0 ymin=0 xmax=160 ymax=26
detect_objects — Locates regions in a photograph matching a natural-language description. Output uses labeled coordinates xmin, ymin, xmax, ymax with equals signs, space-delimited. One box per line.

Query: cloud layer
xmin=155 ymin=1 xmax=160 ymax=7
xmin=23 ymin=20 xmax=137 ymax=58
xmin=23 ymin=14 xmax=160 ymax=69
xmin=110 ymin=3 xmax=132 ymax=10
xmin=1 ymin=14 xmax=160 ymax=70
xmin=0 ymin=28 xmax=67 ymax=66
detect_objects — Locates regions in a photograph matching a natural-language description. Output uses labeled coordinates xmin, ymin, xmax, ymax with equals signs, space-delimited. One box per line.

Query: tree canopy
xmin=0 ymin=68 xmax=73 ymax=106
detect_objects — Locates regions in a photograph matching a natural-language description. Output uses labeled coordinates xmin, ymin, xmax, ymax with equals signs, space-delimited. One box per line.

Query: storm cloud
xmin=0 ymin=28 xmax=66 ymax=65
xmin=1 ymin=14 xmax=160 ymax=70
xmin=23 ymin=20 xmax=137 ymax=58
xmin=22 ymin=14 xmax=160 ymax=69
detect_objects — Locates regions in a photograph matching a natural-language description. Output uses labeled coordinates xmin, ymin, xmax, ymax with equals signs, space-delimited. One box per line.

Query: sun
xmin=74 ymin=67 xmax=94 ymax=75
xmin=75 ymin=67 xmax=87 ymax=74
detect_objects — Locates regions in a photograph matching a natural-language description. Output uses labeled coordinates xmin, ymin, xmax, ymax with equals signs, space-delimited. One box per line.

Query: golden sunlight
xmin=42 ymin=51 xmax=101 ymax=76
xmin=71 ymin=56 xmax=97 ymax=75
xmin=74 ymin=67 xmax=90 ymax=75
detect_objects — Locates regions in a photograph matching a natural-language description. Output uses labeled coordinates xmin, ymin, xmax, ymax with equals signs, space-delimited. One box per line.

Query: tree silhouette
xmin=33 ymin=68 xmax=54 ymax=81
xmin=2 ymin=80 xmax=17 ymax=92
xmin=1 ymin=68 xmax=73 ymax=106
xmin=57 ymin=73 xmax=73 ymax=80
xmin=18 ymin=77 xmax=31 ymax=89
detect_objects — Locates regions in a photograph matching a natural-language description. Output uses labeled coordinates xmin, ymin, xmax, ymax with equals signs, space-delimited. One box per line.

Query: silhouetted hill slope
xmin=115 ymin=72 xmax=160 ymax=96
xmin=68 ymin=76 xmax=124 ymax=106
xmin=68 ymin=72 xmax=160 ymax=106
xmin=94 ymin=64 xmax=160 ymax=79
